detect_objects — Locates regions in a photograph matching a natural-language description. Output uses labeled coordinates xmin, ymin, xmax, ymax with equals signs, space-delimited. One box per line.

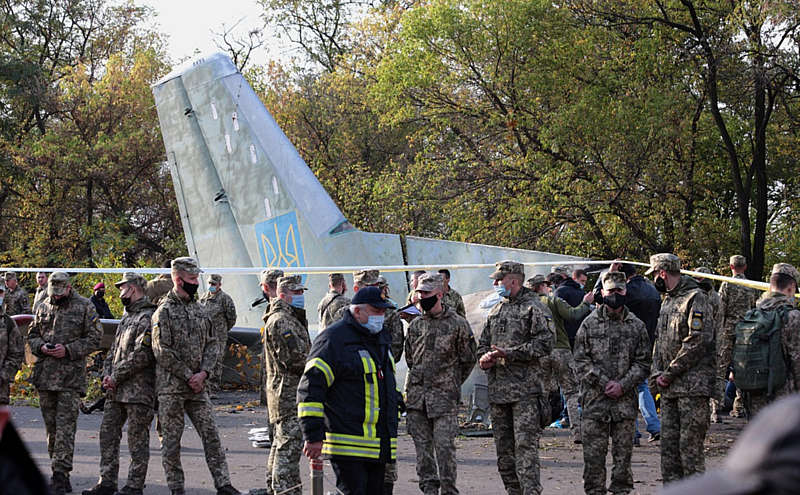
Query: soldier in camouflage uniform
xmin=741 ymin=263 xmax=800 ymax=418
xmin=647 ymin=254 xmax=715 ymax=484
xmin=145 ymin=260 xmax=174 ymax=306
xmin=33 ymin=271 xmax=49 ymax=313
xmin=263 ymin=275 xmax=311 ymax=495
xmin=27 ymin=271 xmax=102 ymax=494
xmin=478 ymin=261 xmax=553 ymax=495
xmin=0 ymin=280 xmax=24 ymax=405
xmin=317 ymin=273 xmax=350 ymax=330
xmin=405 ymin=270 xmax=427 ymax=306
xmin=693 ymin=267 xmax=724 ymax=423
xmin=573 ymin=272 xmax=651 ymax=495
xmin=405 ymin=273 xmax=476 ymax=495
xmin=3 ymin=272 xmax=30 ymax=316
xmin=438 ymin=269 xmax=466 ymax=318
xmin=152 ymin=258 xmax=239 ymax=495
xmin=525 ymin=274 xmax=593 ymax=443
xmin=717 ymin=255 xmax=758 ymax=419
xmin=83 ymin=273 xmax=157 ymax=495
xmin=200 ymin=274 xmax=237 ymax=392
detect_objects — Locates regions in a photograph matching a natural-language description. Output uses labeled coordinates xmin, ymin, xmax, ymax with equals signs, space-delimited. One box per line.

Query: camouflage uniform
xmin=317 ymin=289 xmax=350 ymax=330
xmin=3 ymin=272 xmax=30 ymax=316
xmin=405 ymin=274 xmax=476 ymax=495
xmin=717 ymin=259 xmax=758 ymax=418
xmin=259 ymin=268 xmax=284 ymax=493
xmin=263 ymin=278 xmax=311 ymax=495
xmin=478 ymin=261 xmax=553 ymax=495
xmin=27 ymin=272 xmax=102 ymax=479
xmin=573 ymin=272 xmax=651 ymax=495
xmin=648 ymin=254 xmax=715 ymax=484
xmin=96 ymin=279 xmax=157 ymax=491
xmin=0 ymin=282 xmax=24 ymax=404
xmin=442 ymin=287 xmax=466 ymax=318
xmin=145 ymin=274 xmax=173 ymax=306
xmin=743 ymin=264 xmax=800 ymax=418
xmin=200 ymin=276 xmax=237 ymax=390
xmin=152 ymin=258 xmax=233 ymax=493
xmin=33 ymin=285 xmax=48 ymax=313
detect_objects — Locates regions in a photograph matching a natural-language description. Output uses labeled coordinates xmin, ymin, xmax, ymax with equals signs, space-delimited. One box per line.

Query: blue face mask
xmin=209 ymin=286 xmax=218 ymax=293
xmin=364 ymin=315 xmax=385 ymax=334
xmin=0 ymin=296 xmax=3 ymax=307
xmin=494 ymin=283 xmax=511 ymax=298
xmin=290 ymin=294 xmax=305 ymax=309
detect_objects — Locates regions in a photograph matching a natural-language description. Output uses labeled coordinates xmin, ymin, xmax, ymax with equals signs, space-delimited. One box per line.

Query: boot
xmin=382 ymin=482 xmax=394 ymax=495
xmin=51 ymin=472 xmax=69 ymax=495
xmin=217 ymin=485 xmax=241 ymax=495
xmin=115 ymin=486 xmax=143 ymax=495
xmin=82 ymin=484 xmax=116 ymax=495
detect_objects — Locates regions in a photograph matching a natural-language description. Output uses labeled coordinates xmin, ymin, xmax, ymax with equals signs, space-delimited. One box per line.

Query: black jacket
xmin=90 ymin=295 xmax=113 ymax=319
xmin=624 ymin=275 xmax=661 ymax=346
xmin=554 ymin=278 xmax=587 ymax=348
xmin=297 ymin=309 xmax=399 ymax=463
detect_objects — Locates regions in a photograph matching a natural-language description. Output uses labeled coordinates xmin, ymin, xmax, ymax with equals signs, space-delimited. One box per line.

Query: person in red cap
xmin=90 ymin=282 xmax=113 ymax=319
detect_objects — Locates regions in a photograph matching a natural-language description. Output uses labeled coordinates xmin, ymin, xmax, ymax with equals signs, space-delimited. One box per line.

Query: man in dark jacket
xmin=620 ymin=263 xmax=662 ymax=444
xmin=554 ymin=268 xmax=589 ymax=348
xmin=298 ymin=286 xmax=398 ymax=495
xmin=90 ymin=283 xmax=114 ymax=319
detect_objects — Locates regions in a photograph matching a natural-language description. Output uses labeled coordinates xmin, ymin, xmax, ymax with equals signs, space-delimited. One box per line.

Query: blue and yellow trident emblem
xmin=255 ymin=211 xmax=306 ymax=279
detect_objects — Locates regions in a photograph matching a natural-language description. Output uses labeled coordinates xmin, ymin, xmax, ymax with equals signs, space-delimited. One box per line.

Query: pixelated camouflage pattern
xmin=0 ymin=313 xmax=23 ymax=404
xmin=650 ymin=276 xmax=715 ymax=399
xmin=152 ymin=289 xmax=218 ymax=398
xmin=103 ymin=297 xmax=157 ymax=406
xmin=199 ymin=288 xmax=237 ymax=387
xmin=660 ymin=397 xmax=709 ymax=483
xmin=316 ymin=290 xmax=350 ymax=330
xmin=404 ymin=305 xmax=476 ymax=417
xmin=478 ymin=286 xmax=553 ymax=403
xmin=145 ymin=275 xmax=173 ymax=306
xmin=490 ymin=398 xmax=543 ymax=495
xmin=33 ymin=286 xmax=48 ymax=313
xmin=267 ymin=414 xmax=303 ymax=495
xmin=717 ymin=274 xmax=758 ymax=391
xmin=407 ymin=411 xmax=460 ymax=495
xmin=581 ymin=417 xmax=635 ymax=495
xmin=573 ymin=305 xmax=651 ymax=422
xmin=263 ymin=298 xmax=311 ymax=423
xmin=753 ymin=293 xmax=800 ymax=401
xmin=39 ymin=390 xmax=80 ymax=474
xmin=3 ymin=285 xmax=30 ymax=315
xmin=98 ymin=401 xmax=154 ymax=489
xmin=442 ymin=288 xmax=466 ymax=318
xmin=158 ymin=395 xmax=231 ymax=491
xmin=28 ymin=292 xmax=102 ymax=393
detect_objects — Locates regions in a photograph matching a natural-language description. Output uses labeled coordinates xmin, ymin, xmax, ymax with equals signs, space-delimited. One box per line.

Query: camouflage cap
xmin=47 ymin=271 xmax=70 ymax=296
xmin=694 ymin=267 xmax=714 ymax=276
xmin=353 ymin=269 xmax=380 ymax=287
xmin=729 ymin=255 xmax=747 ymax=267
xmin=278 ymin=275 xmax=307 ymax=292
xmin=260 ymin=269 xmax=284 ymax=286
xmin=114 ymin=272 xmax=148 ymax=289
xmin=207 ymin=274 xmax=222 ymax=284
xmin=416 ymin=273 xmax=443 ymax=292
xmin=376 ymin=276 xmax=389 ymax=287
xmin=772 ymin=263 xmax=800 ymax=286
xmin=329 ymin=273 xmax=345 ymax=285
xmin=171 ymin=257 xmax=202 ymax=274
xmin=524 ymin=274 xmax=548 ymax=289
xmin=645 ymin=253 xmax=681 ymax=275
xmin=550 ymin=265 xmax=571 ymax=277
xmin=601 ymin=271 xmax=627 ymax=290
xmin=490 ymin=260 xmax=524 ymax=280
xmin=3 ymin=271 xmax=17 ymax=281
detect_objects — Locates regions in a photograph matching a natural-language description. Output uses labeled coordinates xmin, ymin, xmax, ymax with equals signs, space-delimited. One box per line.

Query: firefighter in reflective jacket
xmin=298 ymin=286 xmax=400 ymax=495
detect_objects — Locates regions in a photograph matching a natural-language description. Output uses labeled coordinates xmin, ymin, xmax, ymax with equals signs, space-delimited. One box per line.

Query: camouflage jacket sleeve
xmin=65 ymin=303 xmax=102 ymax=361
xmin=477 ymin=317 xmax=492 ymax=356
xmin=1 ymin=317 xmax=23 ymax=381
xmin=111 ymin=314 xmax=156 ymax=385
xmin=457 ymin=319 xmax=477 ymax=384
xmin=572 ymin=321 xmax=612 ymax=388
xmin=102 ymin=330 xmax=117 ymax=378
xmin=152 ymin=307 xmax=195 ymax=382
xmin=266 ymin=317 xmax=309 ymax=376
xmin=200 ymin=320 xmax=219 ymax=376
xmin=663 ymin=291 xmax=713 ymax=382
xmin=505 ymin=305 xmax=553 ymax=363
xmin=27 ymin=305 xmax=46 ymax=357
xmin=223 ymin=293 xmax=237 ymax=331
xmin=782 ymin=310 xmax=800 ymax=392
xmin=552 ymin=297 xmax=591 ymax=323
xmin=387 ymin=311 xmax=404 ymax=360
xmin=618 ymin=319 xmax=652 ymax=393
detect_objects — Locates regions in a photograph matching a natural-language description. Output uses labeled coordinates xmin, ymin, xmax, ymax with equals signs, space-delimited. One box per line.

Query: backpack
xmin=732 ymin=305 xmax=790 ymax=395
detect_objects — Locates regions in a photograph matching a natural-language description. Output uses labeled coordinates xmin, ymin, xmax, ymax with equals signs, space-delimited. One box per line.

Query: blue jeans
xmin=634 ymin=379 xmax=661 ymax=438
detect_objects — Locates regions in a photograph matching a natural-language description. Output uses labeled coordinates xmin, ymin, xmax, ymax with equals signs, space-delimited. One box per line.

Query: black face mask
xmin=52 ymin=295 xmax=68 ymax=306
xmin=419 ymin=294 xmax=438 ymax=312
xmin=654 ymin=276 xmax=667 ymax=293
xmin=121 ymin=296 xmax=132 ymax=307
xmin=263 ymin=290 xmax=271 ymax=301
xmin=604 ymin=293 xmax=626 ymax=310
xmin=181 ymin=279 xmax=199 ymax=297
xmin=96 ymin=291 xmax=105 ymax=298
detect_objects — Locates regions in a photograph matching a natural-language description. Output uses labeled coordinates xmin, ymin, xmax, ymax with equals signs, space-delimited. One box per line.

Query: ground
xmin=10 ymin=391 xmax=743 ymax=494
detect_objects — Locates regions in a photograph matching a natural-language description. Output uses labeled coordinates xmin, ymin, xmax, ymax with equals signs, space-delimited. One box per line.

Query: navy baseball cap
xmin=351 ymin=286 xmax=393 ymax=308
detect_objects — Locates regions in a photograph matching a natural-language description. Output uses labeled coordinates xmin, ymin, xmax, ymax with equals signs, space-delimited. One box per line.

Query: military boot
xmin=82 ymin=483 xmax=116 ymax=495
xmin=115 ymin=486 xmax=143 ymax=495
xmin=51 ymin=472 xmax=69 ymax=495
xmin=382 ymin=482 xmax=394 ymax=495
xmin=217 ymin=485 xmax=241 ymax=495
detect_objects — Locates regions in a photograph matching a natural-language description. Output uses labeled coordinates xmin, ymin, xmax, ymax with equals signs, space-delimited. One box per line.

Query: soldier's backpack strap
xmin=319 ymin=293 xmax=342 ymax=318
